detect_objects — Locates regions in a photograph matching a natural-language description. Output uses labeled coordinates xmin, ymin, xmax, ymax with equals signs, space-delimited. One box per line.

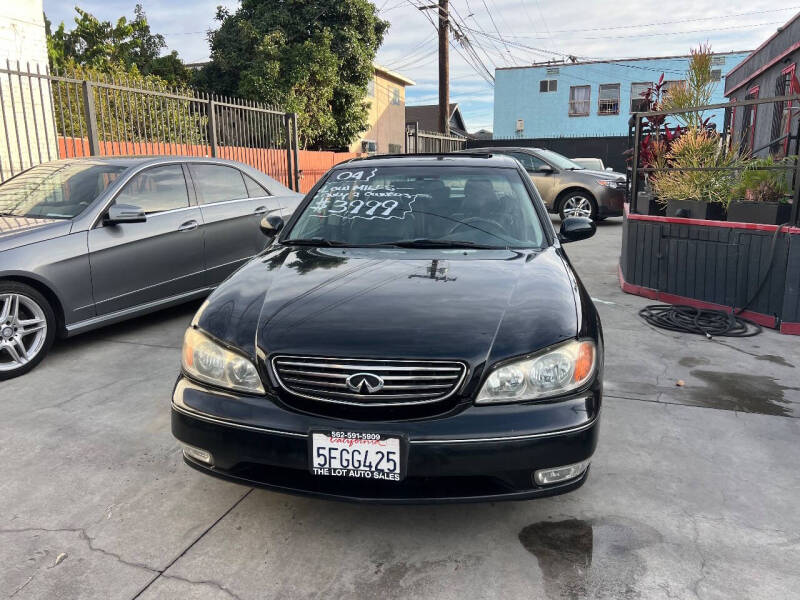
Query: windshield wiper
xmin=280 ymin=237 xmax=352 ymax=247
xmin=383 ymin=238 xmax=502 ymax=249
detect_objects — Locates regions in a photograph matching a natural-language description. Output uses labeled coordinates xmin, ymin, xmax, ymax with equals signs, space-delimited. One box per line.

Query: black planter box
xmin=666 ymin=199 xmax=726 ymax=221
xmin=647 ymin=198 xmax=666 ymax=216
xmin=727 ymin=201 xmax=792 ymax=225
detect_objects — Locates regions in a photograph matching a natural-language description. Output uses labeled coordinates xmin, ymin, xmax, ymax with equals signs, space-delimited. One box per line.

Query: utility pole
xmin=438 ymin=0 xmax=449 ymax=135
xmin=419 ymin=1 xmax=450 ymax=135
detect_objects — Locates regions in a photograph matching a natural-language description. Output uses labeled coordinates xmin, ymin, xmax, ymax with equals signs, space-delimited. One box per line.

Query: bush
xmin=729 ymin=156 xmax=794 ymax=204
xmin=650 ymin=129 xmax=745 ymax=205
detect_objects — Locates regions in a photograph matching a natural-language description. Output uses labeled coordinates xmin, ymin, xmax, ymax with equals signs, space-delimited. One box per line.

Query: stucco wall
xmin=493 ymin=52 xmax=752 ymax=139
xmin=350 ymin=71 xmax=408 ymax=154
xmin=0 ymin=0 xmax=56 ymax=180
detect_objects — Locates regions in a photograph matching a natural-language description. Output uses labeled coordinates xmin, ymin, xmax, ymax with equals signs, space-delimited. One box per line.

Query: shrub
xmin=650 ymin=129 xmax=745 ymax=205
xmin=729 ymin=156 xmax=794 ymax=204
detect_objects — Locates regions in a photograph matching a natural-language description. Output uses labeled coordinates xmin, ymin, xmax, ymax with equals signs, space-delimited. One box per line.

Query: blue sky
xmin=43 ymin=1 xmax=800 ymax=132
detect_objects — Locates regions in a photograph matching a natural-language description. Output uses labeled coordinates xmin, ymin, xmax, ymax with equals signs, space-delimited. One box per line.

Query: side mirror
xmin=260 ymin=214 xmax=284 ymax=237
xmin=605 ymin=166 xmax=614 ymax=172
xmin=559 ymin=217 xmax=596 ymax=243
xmin=537 ymin=164 xmax=554 ymax=174
xmin=105 ymin=203 xmax=146 ymax=225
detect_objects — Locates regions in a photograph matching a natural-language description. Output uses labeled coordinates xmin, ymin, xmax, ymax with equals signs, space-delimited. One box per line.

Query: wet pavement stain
xmin=687 ymin=370 xmax=799 ymax=417
xmin=755 ymin=354 xmax=795 ymax=368
xmin=518 ymin=517 xmax=661 ymax=600
xmin=679 ymin=357 xmax=711 ymax=368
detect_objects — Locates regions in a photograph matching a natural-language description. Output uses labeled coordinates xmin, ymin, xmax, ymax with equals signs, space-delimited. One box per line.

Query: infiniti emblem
xmin=345 ymin=372 xmax=385 ymax=394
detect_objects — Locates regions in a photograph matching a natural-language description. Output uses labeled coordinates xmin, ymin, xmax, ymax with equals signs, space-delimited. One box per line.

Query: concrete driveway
xmin=2 ymin=219 xmax=799 ymax=600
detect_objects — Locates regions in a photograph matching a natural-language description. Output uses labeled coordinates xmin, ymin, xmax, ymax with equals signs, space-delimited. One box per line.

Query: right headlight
xmin=181 ymin=327 xmax=265 ymax=394
xmin=475 ymin=340 xmax=596 ymax=404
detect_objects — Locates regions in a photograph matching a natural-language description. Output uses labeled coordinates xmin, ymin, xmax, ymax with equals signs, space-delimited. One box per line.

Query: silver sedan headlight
xmin=181 ymin=328 xmax=265 ymax=394
xmin=475 ymin=340 xmax=596 ymax=404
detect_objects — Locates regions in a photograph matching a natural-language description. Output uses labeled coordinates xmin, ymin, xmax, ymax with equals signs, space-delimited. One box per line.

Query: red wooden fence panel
xmin=57 ymin=136 xmax=360 ymax=192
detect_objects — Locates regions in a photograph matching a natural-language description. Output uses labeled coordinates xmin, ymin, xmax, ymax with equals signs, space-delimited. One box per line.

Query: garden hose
xmin=638 ymin=223 xmax=789 ymax=338
xmin=638 ymin=304 xmax=761 ymax=338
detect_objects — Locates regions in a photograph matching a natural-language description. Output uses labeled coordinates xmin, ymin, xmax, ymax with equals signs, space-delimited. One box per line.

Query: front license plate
xmin=309 ymin=431 xmax=405 ymax=482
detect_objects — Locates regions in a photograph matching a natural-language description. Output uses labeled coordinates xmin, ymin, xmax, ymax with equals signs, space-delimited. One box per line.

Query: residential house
xmin=350 ymin=64 xmax=415 ymax=155
xmin=405 ymin=103 xmax=468 ymax=138
xmin=725 ymin=12 xmax=800 ymax=157
xmin=492 ymin=51 xmax=751 ymax=139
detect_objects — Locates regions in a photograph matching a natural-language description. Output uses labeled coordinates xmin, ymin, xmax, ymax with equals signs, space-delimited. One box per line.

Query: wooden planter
xmin=620 ymin=205 xmax=800 ymax=335
xmin=727 ymin=201 xmax=792 ymax=225
xmin=666 ymin=199 xmax=726 ymax=221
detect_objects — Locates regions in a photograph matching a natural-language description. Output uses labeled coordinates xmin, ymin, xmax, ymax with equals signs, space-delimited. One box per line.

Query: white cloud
xmin=43 ymin=0 xmax=796 ymax=132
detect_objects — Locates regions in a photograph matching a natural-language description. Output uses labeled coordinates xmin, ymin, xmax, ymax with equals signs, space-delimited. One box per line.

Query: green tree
xmin=201 ymin=0 xmax=388 ymax=149
xmin=45 ymin=5 xmax=190 ymax=86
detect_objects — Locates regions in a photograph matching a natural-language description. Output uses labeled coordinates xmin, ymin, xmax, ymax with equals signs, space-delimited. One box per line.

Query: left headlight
xmin=181 ymin=328 xmax=265 ymax=394
xmin=597 ymin=179 xmax=624 ymax=189
xmin=475 ymin=340 xmax=596 ymax=404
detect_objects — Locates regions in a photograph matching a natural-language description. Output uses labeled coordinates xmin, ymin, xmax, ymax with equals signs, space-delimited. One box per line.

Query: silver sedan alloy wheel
xmin=562 ymin=195 xmax=593 ymax=219
xmin=0 ymin=293 xmax=48 ymax=372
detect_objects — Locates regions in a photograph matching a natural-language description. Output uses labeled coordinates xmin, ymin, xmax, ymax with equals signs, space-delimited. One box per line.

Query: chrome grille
xmin=271 ymin=356 xmax=467 ymax=406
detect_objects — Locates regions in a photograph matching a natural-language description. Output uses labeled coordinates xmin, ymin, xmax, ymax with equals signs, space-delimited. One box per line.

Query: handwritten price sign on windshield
xmin=310 ymin=170 xmax=417 ymax=221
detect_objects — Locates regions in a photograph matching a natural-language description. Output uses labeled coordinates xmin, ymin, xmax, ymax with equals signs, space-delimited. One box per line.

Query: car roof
xmin=466 ymin=147 xmax=547 ymax=155
xmin=339 ymin=153 xmax=520 ymax=169
xmin=40 ymin=156 xmax=260 ymax=169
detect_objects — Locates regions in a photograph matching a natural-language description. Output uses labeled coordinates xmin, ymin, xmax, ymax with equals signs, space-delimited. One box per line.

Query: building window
xmin=539 ymin=79 xmax=557 ymax=93
xmin=712 ymin=56 xmax=725 ymax=66
xmin=515 ymin=119 xmax=524 ymax=133
xmin=367 ymin=79 xmax=375 ymax=97
xmin=711 ymin=69 xmax=722 ymax=82
xmin=391 ymin=87 xmax=401 ymax=105
xmin=361 ymin=140 xmax=377 ymax=155
xmin=598 ymin=84 xmax=620 ymax=115
xmin=770 ymin=64 xmax=797 ymax=156
xmin=740 ymin=86 xmax=759 ymax=152
xmin=568 ymin=85 xmax=590 ymax=116
xmin=546 ymin=67 xmax=560 ymax=75
xmin=630 ymin=82 xmax=651 ymax=113
xmin=388 ymin=143 xmax=402 ymax=154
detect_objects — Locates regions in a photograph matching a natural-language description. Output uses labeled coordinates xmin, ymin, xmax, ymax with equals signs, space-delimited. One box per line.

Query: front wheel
xmin=559 ymin=192 xmax=597 ymax=221
xmin=0 ymin=282 xmax=56 ymax=380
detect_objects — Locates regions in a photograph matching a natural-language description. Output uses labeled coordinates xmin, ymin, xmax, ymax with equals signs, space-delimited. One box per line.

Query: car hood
xmin=0 ymin=216 xmax=70 ymax=251
xmin=578 ymin=169 xmax=625 ymax=180
xmin=196 ymin=245 xmax=580 ymax=367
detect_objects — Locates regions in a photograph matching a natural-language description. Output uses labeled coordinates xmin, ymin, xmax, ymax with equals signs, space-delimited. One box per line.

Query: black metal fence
xmin=0 ymin=60 xmax=300 ymax=190
xmin=405 ymin=123 xmax=466 ymax=154
xmin=628 ymin=94 xmax=800 ymax=226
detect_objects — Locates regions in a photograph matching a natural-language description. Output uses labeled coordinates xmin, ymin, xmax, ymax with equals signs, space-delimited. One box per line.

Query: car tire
xmin=0 ymin=281 xmax=56 ymax=380
xmin=558 ymin=191 xmax=597 ymax=221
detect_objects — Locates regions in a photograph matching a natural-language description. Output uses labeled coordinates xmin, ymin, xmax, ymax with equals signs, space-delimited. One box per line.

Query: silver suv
xmin=467 ymin=147 xmax=626 ymax=221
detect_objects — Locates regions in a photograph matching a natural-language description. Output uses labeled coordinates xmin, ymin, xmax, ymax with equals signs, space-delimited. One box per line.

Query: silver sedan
xmin=0 ymin=157 xmax=302 ymax=379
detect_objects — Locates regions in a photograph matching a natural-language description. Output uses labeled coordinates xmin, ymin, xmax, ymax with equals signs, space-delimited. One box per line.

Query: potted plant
xmin=727 ymin=156 xmax=795 ymax=225
xmin=650 ymin=128 xmax=743 ymax=220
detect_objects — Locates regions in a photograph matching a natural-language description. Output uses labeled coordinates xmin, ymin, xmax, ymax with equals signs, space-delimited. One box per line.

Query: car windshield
xmin=0 ymin=162 xmax=126 ymax=219
xmin=536 ymin=149 xmax=585 ymax=171
xmin=285 ymin=165 xmax=546 ymax=249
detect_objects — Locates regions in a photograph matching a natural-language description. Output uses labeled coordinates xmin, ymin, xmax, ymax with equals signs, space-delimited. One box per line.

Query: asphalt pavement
xmin=2 ymin=218 xmax=799 ymax=600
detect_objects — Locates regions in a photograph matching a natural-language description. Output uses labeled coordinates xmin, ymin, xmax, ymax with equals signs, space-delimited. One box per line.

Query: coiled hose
xmin=637 ymin=223 xmax=788 ymax=338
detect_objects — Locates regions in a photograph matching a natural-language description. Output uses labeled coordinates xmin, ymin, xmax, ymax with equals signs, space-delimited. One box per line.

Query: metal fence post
xmin=291 ymin=112 xmax=300 ymax=192
xmin=284 ymin=113 xmax=293 ymax=190
xmin=630 ymin=114 xmax=642 ymax=214
xmin=790 ymin=117 xmax=800 ymax=227
xmin=82 ymin=80 xmax=100 ymax=156
xmin=207 ymin=96 xmax=218 ymax=157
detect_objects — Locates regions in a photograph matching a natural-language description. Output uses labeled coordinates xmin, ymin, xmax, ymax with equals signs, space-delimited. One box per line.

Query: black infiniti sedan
xmin=172 ymin=153 xmax=603 ymax=503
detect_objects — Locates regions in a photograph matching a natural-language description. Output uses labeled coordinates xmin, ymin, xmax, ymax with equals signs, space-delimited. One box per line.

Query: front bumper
xmin=171 ymin=377 xmax=601 ymax=504
xmin=594 ymin=185 xmax=625 ymax=217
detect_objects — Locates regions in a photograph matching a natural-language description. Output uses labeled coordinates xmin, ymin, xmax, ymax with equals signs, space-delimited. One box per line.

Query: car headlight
xmin=597 ymin=179 xmax=623 ymax=188
xmin=181 ymin=328 xmax=265 ymax=394
xmin=475 ymin=340 xmax=596 ymax=404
